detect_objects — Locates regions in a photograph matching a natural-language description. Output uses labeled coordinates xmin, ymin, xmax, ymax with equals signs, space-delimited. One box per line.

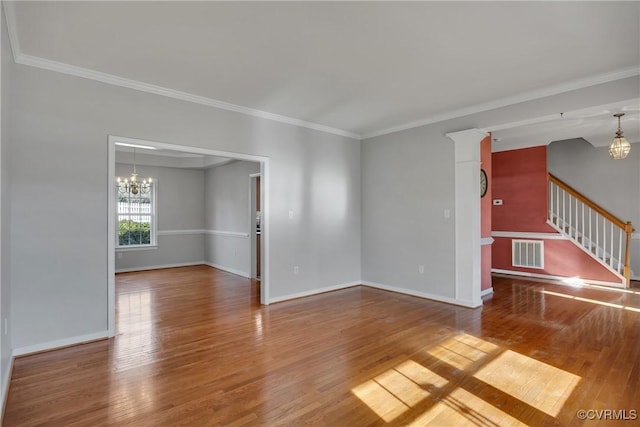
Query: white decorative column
xmin=446 ymin=129 xmax=488 ymax=308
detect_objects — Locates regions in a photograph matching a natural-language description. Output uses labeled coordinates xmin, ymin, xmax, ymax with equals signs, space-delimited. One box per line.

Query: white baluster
xmin=610 ymin=222 xmax=614 ymax=268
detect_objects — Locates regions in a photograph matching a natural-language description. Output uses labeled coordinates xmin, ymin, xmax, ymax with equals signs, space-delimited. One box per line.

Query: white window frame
xmin=115 ymin=181 xmax=158 ymax=250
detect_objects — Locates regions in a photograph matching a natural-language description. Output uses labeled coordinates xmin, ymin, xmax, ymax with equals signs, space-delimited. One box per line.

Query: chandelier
xmin=117 ymin=148 xmax=152 ymax=195
xmin=608 ymin=113 xmax=631 ymax=160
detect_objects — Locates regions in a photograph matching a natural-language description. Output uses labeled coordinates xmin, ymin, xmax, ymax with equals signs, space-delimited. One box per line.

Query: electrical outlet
xmin=293 ymin=266 xmax=299 ymax=275
xmin=444 ymin=209 xmax=451 ymax=219
xmin=419 ymin=265 xmax=425 ymax=274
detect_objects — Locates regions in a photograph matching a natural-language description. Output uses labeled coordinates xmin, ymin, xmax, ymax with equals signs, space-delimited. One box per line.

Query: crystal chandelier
xmin=117 ymin=148 xmax=152 ymax=195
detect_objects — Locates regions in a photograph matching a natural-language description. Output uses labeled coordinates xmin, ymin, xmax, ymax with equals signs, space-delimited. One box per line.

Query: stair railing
xmin=548 ymin=173 xmax=634 ymax=287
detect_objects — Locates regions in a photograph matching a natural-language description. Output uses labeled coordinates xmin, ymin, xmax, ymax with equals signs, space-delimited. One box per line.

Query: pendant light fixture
xmin=608 ymin=113 xmax=631 ymax=160
xmin=117 ymin=148 xmax=152 ymax=195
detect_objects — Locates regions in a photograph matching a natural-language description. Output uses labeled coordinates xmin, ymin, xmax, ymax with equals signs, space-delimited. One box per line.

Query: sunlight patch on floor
xmin=351 ymin=378 xmax=410 ymax=422
xmin=407 ymin=387 xmax=527 ymax=427
xmin=426 ymin=333 xmax=499 ymax=370
xmin=352 ymin=333 xmax=581 ymax=424
xmin=540 ymin=289 xmax=640 ymax=313
xmin=351 ymin=361 xmax=448 ymax=422
xmin=474 ymin=350 xmax=580 ymax=417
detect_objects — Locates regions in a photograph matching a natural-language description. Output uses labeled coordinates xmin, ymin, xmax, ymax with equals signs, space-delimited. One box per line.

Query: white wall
xmin=361 ymin=76 xmax=639 ymax=301
xmin=6 ymin=59 xmax=361 ymax=350
xmin=1 ymin=3 xmax=13 ymax=406
xmin=548 ymin=138 xmax=640 ymax=279
xmin=115 ymin=163 xmax=206 ymax=272
xmin=204 ymin=160 xmax=260 ymax=277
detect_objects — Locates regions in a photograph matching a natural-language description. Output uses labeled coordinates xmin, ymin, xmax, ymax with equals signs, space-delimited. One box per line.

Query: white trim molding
xmin=1 ymin=355 xmax=14 ymax=420
xmin=5 ymin=1 xmax=638 ymax=143
xmin=481 ymin=287 xmax=494 ymax=297
xmin=203 ymin=262 xmax=250 ymax=279
xmin=364 ymin=281 xmax=481 ymax=309
xmin=116 ymin=261 xmax=205 ymax=274
xmin=491 ymin=269 xmax=624 ymax=289
xmin=205 ymin=230 xmax=250 ymax=239
xmin=268 ymin=281 xmax=361 ymax=304
xmin=12 ymin=331 xmax=110 ymax=357
xmin=481 ymin=237 xmax=495 ymax=246
xmin=157 ymin=229 xmax=206 ymax=236
xmin=362 ymin=66 xmax=640 ymax=140
xmin=492 ymin=231 xmax=567 ymax=240
xmin=11 ymin=52 xmax=359 ymax=140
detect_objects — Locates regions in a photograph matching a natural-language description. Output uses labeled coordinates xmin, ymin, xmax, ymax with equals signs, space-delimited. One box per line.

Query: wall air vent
xmin=512 ymin=239 xmax=544 ymax=269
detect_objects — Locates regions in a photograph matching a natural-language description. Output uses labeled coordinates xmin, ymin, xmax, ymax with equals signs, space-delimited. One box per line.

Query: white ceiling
xmin=5 ymin=1 xmax=640 ymax=143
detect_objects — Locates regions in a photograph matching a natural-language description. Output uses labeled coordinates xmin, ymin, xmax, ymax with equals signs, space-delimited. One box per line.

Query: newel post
xmin=624 ymin=221 xmax=633 ymax=288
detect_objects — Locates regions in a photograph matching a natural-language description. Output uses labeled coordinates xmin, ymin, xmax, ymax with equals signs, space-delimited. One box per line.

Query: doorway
xmin=250 ymin=173 xmax=262 ymax=281
xmin=107 ymin=135 xmax=270 ymax=337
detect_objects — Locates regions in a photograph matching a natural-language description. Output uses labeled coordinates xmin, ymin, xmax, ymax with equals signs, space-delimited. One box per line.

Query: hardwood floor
xmin=4 ymin=266 xmax=640 ymax=426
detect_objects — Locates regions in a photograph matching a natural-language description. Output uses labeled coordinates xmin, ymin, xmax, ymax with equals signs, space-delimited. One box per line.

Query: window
xmin=116 ymin=182 xmax=156 ymax=248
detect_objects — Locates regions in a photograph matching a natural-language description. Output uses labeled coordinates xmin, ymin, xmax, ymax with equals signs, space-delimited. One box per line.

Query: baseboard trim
xmin=268 ymin=281 xmax=361 ymax=304
xmin=481 ymin=287 xmax=494 ymax=297
xmin=13 ymin=330 xmax=110 ymax=358
xmin=203 ymin=262 xmax=250 ymax=279
xmin=363 ymin=281 xmax=483 ymax=308
xmin=491 ymin=269 xmax=624 ymax=289
xmin=116 ymin=261 xmax=205 ymax=273
xmin=1 ymin=354 xmax=15 ymax=423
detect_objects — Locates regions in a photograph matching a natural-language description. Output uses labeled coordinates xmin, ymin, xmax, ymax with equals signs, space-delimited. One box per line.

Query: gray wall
xmin=362 ymin=125 xmax=456 ymax=297
xmin=6 ymin=59 xmax=361 ymax=350
xmin=115 ymin=163 xmax=205 ymax=272
xmin=548 ymin=138 xmax=640 ymax=278
xmin=361 ymin=77 xmax=639 ymax=299
xmin=204 ymin=161 xmax=260 ymax=277
xmin=1 ymin=5 xmax=13 ymax=402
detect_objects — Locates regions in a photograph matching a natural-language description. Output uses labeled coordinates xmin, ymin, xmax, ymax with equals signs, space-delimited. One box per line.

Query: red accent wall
xmin=491 ymin=146 xmax=621 ymax=284
xmin=492 ymin=146 xmax=554 ymax=233
xmin=480 ymin=136 xmax=492 ymax=291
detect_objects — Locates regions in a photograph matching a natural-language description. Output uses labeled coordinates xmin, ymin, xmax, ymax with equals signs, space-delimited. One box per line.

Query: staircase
xmin=547 ymin=173 xmax=634 ymax=288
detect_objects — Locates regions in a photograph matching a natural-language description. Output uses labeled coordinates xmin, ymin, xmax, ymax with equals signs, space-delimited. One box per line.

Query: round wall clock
xmin=480 ymin=169 xmax=488 ymax=198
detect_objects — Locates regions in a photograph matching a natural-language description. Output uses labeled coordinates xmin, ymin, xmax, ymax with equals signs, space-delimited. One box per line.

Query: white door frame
xmin=107 ymin=135 xmax=270 ymax=337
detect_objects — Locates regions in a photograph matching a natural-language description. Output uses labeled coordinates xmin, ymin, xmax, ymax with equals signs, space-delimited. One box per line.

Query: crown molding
xmin=13 ymin=53 xmax=361 ymax=140
xmin=5 ymin=1 xmax=639 ymax=143
xmin=361 ymin=66 xmax=640 ymax=140
xmin=2 ymin=1 xmax=20 ymax=60
xmin=2 ymin=0 xmax=359 ymax=141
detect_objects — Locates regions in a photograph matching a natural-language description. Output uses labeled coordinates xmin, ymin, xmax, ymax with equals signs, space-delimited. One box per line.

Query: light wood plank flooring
xmin=4 ymin=266 xmax=640 ymax=425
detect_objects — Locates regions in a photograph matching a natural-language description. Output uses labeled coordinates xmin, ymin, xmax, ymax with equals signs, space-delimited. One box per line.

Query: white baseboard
xmin=269 ymin=281 xmax=361 ymax=304
xmin=1 ymin=354 xmax=15 ymax=422
xmin=363 ymin=281 xmax=482 ymax=308
xmin=12 ymin=330 xmax=110 ymax=357
xmin=491 ymin=269 xmax=625 ymax=289
xmin=203 ymin=262 xmax=250 ymax=279
xmin=116 ymin=261 xmax=205 ymax=273
xmin=481 ymin=287 xmax=494 ymax=297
